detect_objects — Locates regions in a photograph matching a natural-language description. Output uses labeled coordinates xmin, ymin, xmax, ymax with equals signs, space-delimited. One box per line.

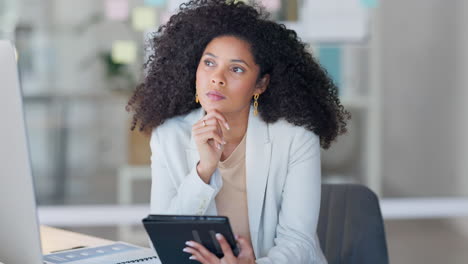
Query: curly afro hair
xmin=127 ymin=0 xmax=350 ymax=149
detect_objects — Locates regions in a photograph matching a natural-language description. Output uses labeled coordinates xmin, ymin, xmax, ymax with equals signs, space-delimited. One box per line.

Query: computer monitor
xmin=0 ymin=40 xmax=44 ymax=263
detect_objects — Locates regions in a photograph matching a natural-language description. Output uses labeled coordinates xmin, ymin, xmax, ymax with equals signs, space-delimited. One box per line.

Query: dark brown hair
xmin=127 ymin=0 xmax=350 ymax=149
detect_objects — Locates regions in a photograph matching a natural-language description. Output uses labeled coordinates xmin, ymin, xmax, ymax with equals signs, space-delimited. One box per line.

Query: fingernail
xmin=217 ymin=143 xmax=221 ymax=150
xmin=185 ymin=241 xmax=194 ymax=246
xmin=225 ymin=122 xmax=230 ymax=130
xmin=189 ymin=255 xmax=197 ymax=260
xmin=183 ymin=247 xmax=190 ymax=252
xmin=216 ymin=233 xmax=223 ymax=240
xmin=222 ymin=140 xmax=227 ymax=144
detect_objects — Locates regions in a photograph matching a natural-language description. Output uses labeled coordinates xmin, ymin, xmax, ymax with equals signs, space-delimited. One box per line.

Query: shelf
xmin=323 ymin=174 xmax=360 ymax=185
xmin=23 ymin=91 xmax=130 ymax=101
xmin=23 ymin=93 xmax=370 ymax=106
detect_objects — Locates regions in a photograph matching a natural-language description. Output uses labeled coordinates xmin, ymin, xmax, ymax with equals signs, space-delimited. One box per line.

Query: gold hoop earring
xmin=253 ymin=94 xmax=259 ymax=116
xmin=195 ymin=93 xmax=199 ymax=103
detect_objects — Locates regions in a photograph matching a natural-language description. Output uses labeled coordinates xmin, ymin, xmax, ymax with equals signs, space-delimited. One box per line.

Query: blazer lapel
xmin=245 ymin=106 xmax=271 ymax=257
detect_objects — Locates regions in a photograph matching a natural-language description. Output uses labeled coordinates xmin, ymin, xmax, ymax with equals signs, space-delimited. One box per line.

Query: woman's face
xmin=196 ymin=35 xmax=268 ymax=114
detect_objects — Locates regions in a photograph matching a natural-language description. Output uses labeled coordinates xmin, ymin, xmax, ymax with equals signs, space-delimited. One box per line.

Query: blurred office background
xmin=1 ymin=0 xmax=468 ymax=263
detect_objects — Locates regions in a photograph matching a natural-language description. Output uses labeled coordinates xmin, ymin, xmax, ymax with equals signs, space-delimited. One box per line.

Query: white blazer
xmin=150 ymin=106 xmax=327 ymax=264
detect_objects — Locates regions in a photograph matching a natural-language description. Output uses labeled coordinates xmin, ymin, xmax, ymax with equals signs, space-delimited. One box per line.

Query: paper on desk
xmin=43 ymin=242 xmax=160 ymax=264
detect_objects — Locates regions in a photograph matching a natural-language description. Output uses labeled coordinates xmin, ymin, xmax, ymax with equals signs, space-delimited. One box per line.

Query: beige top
xmin=215 ymin=133 xmax=251 ymax=244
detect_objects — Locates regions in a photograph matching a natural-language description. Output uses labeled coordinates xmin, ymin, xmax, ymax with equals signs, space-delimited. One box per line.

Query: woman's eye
xmin=232 ymin=67 xmax=245 ymax=73
xmin=204 ymin=60 xmax=214 ymax=66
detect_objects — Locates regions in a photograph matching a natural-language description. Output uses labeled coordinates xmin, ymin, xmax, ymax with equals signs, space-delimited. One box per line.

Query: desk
xmin=40 ymin=226 xmax=113 ymax=254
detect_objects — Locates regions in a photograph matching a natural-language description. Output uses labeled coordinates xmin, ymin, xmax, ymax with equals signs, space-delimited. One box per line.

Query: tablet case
xmin=142 ymin=215 xmax=239 ymax=264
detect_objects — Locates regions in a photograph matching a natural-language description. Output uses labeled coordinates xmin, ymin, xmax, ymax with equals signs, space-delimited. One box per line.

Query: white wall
xmin=380 ymin=0 xmax=463 ymax=197
xmin=456 ymin=0 xmax=468 ymax=197
xmin=453 ymin=0 xmax=468 ymax=236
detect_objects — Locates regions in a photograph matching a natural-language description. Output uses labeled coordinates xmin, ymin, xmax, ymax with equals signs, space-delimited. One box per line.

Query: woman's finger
xmin=203 ymin=110 xmax=230 ymax=130
xmin=215 ymin=233 xmax=236 ymax=261
xmin=185 ymin=241 xmax=219 ymax=264
xmin=194 ymin=118 xmax=219 ymax=130
xmin=200 ymin=117 xmax=224 ymax=141
xmin=193 ymin=128 xmax=225 ymax=145
xmin=193 ymin=122 xmax=225 ymax=141
xmin=194 ymin=129 xmax=226 ymax=148
xmin=183 ymin=246 xmax=209 ymax=263
xmin=193 ymin=119 xmax=225 ymax=145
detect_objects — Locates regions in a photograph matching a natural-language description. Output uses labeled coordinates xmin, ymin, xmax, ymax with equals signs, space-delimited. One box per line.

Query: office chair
xmin=317 ymin=184 xmax=389 ymax=264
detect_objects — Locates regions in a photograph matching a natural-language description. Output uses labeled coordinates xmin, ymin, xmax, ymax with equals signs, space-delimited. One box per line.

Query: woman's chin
xmin=201 ymin=104 xmax=226 ymax=113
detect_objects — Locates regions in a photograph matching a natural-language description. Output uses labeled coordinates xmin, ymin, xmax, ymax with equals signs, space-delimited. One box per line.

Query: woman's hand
xmin=192 ymin=109 xmax=230 ymax=183
xmin=183 ymin=234 xmax=256 ymax=264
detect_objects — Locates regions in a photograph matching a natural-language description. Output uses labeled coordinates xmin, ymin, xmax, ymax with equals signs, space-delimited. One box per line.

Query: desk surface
xmin=40 ymin=226 xmax=114 ymax=254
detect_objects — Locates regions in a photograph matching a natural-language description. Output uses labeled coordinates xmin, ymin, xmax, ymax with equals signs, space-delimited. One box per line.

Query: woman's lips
xmin=206 ymin=91 xmax=226 ymax=101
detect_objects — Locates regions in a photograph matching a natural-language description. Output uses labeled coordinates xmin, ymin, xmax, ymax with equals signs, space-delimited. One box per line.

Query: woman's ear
xmin=255 ymin=74 xmax=270 ymax=94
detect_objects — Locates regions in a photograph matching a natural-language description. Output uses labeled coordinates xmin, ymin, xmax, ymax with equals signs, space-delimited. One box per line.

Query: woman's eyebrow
xmin=204 ymin=52 xmax=217 ymax=58
xmin=204 ymin=52 xmax=251 ymax=68
xmin=231 ymin=59 xmax=250 ymax=67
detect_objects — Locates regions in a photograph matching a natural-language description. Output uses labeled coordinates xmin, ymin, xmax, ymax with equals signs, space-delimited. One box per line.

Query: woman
xmin=127 ymin=0 xmax=349 ymax=263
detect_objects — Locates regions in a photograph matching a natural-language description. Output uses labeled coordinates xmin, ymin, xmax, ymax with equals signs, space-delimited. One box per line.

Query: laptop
xmin=0 ymin=40 xmax=159 ymax=264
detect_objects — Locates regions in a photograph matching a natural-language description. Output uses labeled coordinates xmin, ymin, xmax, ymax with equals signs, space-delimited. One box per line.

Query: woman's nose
xmin=211 ymin=76 xmax=226 ymax=86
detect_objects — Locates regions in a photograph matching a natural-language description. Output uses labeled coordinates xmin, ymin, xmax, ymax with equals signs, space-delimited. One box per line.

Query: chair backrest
xmin=317 ymin=184 xmax=389 ymax=264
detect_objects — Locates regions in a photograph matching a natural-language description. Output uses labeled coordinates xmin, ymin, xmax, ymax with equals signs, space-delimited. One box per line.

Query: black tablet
xmin=142 ymin=215 xmax=239 ymax=264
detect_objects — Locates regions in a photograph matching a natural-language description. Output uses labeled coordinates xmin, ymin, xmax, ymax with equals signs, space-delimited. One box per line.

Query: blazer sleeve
xmin=149 ymin=128 xmax=222 ymax=215
xmin=256 ymin=129 xmax=327 ymax=264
